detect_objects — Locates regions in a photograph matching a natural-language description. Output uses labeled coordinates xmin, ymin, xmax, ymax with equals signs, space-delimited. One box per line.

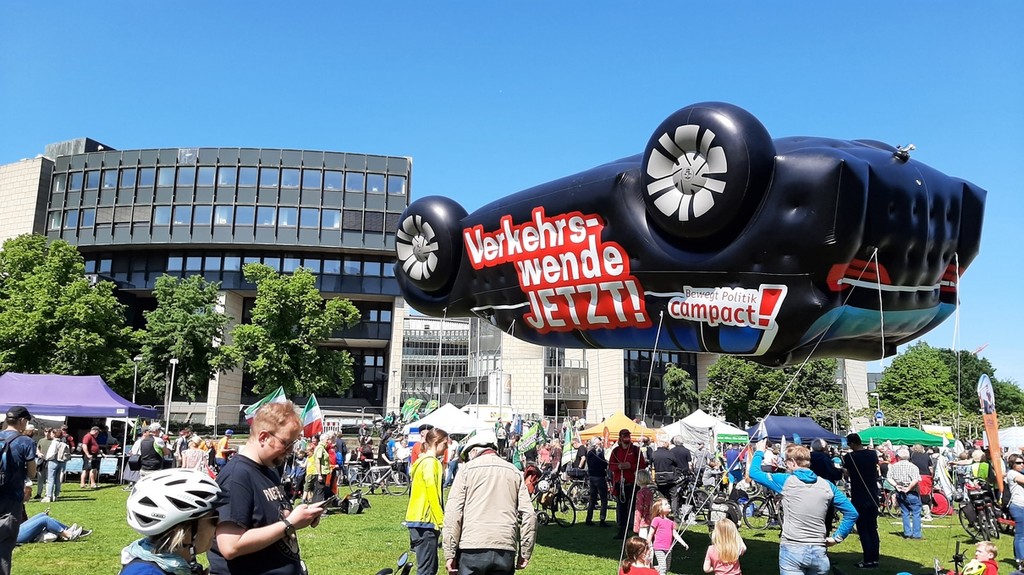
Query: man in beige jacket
xmin=442 ymin=429 xmax=536 ymax=574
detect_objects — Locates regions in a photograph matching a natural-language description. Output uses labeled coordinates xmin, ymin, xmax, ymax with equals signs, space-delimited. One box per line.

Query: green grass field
xmin=11 ymin=483 xmax=1018 ymax=574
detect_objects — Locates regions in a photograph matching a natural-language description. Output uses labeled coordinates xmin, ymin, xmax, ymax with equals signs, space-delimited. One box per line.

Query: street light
xmin=166 ymin=358 xmax=179 ymax=427
xmin=869 ymin=392 xmax=881 ymax=426
xmin=121 ymin=355 xmax=143 ymax=484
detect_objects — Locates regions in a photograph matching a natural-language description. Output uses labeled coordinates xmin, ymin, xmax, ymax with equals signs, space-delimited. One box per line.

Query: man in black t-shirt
xmin=842 ymin=433 xmax=880 ymax=569
xmin=209 ymin=401 xmax=325 ymax=575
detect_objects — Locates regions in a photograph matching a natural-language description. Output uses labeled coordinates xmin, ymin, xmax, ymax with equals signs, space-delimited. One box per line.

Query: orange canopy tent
xmin=578 ymin=411 xmax=658 ymax=441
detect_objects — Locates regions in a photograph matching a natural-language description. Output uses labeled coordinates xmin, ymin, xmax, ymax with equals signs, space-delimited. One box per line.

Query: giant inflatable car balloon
xmin=395 ymin=102 xmax=986 ymax=366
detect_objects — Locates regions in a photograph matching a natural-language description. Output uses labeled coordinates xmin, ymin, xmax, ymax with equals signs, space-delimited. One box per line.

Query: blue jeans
xmin=778 ymin=543 xmax=829 ymax=575
xmin=16 ymin=512 xmax=67 ymax=545
xmin=409 ymin=527 xmax=439 ymax=575
xmin=898 ymin=491 xmax=922 ymax=538
xmin=1010 ymin=503 xmax=1024 ymax=561
xmin=46 ymin=461 xmax=65 ymax=500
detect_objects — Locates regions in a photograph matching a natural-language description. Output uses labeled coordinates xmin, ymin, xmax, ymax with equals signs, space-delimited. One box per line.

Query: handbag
xmin=127 ymin=453 xmax=142 ymax=471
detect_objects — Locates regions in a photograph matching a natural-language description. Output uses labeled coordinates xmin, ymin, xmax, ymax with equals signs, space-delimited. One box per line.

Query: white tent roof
xmin=402 ymin=403 xmax=492 ymax=436
xmin=661 ymin=409 xmax=749 ymax=446
xmin=998 ymin=427 xmax=1024 ymax=450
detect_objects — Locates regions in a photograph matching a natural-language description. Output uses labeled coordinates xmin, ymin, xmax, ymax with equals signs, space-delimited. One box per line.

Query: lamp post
xmin=121 ymin=355 xmax=143 ymax=484
xmin=166 ymin=358 xmax=179 ymax=427
xmin=869 ymin=392 xmax=880 ymax=426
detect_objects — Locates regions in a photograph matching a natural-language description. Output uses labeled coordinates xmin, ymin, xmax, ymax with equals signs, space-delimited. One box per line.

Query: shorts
xmin=82 ymin=455 xmax=101 ymax=471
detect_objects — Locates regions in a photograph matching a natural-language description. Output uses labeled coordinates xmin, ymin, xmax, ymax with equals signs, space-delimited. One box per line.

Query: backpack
xmin=0 ymin=431 xmax=23 ymax=487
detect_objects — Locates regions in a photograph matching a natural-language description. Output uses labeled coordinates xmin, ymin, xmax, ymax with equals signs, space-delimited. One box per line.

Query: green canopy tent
xmin=856 ymin=426 xmax=944 ymax=447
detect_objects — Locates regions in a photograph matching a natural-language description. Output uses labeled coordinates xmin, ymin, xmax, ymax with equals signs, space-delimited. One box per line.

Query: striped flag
xmin=561 ymin=424 xmax=575 ymax=466
xmin=301 ymin=395 xmax=324 ymax=438
xmin=244 ymin=386 xmax=287 ymax=423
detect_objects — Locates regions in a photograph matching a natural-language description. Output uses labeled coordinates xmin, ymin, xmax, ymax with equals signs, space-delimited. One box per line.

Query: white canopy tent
xmin=402 ymin=403 xmax=492 ymax=436
xmin=997 ymin=427 xmax=1024 ymax=451
xmin=660 ymin=409 xmax=749 ymax=447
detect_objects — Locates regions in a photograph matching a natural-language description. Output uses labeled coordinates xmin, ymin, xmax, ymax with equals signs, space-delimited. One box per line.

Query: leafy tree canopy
xmin=701 ymin=356 xmax=846 ymax=431
xmin=662 ymin=364 xmax=698 ymax=419
xmin=0 ymin=234 xmax=133 ymax=387
xmin=135 ymin=274 xmax=238 ymax=401
xmin=226 ymin=263 xmax=361 ymax=396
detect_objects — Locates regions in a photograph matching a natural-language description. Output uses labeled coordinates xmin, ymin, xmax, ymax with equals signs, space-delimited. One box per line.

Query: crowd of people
xmin=5 ymin=401 xmax=1024 ymax=574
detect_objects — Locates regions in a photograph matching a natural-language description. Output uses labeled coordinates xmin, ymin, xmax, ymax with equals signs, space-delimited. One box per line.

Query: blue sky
xmin=2 ymin=3 xmax=1022 ymax=383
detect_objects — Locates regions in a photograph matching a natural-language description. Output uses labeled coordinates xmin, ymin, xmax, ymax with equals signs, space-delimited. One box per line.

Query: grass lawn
xmin=12 ymin=483 xmax=1018 ymax=574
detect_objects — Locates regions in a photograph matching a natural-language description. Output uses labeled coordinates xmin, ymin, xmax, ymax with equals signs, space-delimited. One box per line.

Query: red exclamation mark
xmin=757 ymin=285 xmax=788 ymax=328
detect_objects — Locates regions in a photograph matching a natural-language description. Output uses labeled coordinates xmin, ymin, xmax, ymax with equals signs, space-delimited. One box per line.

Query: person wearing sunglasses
xmin=1005 ymin=455 xmax=1024 ymax=570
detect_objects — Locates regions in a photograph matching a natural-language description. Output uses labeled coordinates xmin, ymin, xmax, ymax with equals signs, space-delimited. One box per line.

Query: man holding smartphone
xmin=209 ymin=401 xmax=325 ymax=575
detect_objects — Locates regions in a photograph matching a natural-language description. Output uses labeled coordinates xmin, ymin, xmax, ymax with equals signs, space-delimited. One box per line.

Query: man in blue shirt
xmin=749 ymin=439 xmax=857 ymax=575
xmin=0 ymin=406 xmax=38 ymax=575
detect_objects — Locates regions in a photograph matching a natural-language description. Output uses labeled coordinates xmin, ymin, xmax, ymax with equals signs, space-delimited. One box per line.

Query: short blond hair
xmin=251 ymin=401 xmax=300 ymax=435
xmin=786 ymin=445 xmax=811 ymax=467
xmin=976 ymin=540 xmax=997 ymax=558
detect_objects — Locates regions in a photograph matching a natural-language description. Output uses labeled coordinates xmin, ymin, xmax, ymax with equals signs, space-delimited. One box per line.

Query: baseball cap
xmin=6 ymin=406 xmax=32 ymax=420
xmin=148 ymin=422 xmax=162 ymax=432
xmin=224 ymin=429 xmax=234 ymax=435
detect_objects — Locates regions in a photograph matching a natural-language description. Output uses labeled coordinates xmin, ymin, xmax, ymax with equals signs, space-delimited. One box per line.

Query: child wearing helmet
xmin=120 ymin=469 xmax=224 ymax=575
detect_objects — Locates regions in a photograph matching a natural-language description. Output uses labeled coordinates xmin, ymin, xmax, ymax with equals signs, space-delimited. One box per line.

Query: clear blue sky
xmin=3 ymin=3 xmax=1022 ymax=383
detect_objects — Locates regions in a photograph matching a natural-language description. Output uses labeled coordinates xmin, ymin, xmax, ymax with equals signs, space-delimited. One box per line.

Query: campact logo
xmin=664 ymin=285 xmax=788 ymax=330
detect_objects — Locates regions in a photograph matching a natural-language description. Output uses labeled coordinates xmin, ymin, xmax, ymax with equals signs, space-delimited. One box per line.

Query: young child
xmin=703 ymin=518 xmax=746 ymax=575
xmin=963 ymin=541 xmax=998 ymax=575
xmin=648 ymin=499 xmax=688 ymax=575
xmin=633 ymin=469 xmax=658 ymax=539
xmin=619 ymin=536 xmax=659 ymax=575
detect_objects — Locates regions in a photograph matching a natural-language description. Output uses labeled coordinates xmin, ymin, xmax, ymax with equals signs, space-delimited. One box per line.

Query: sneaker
xmin=65 ymin=525 xmax=82 ymax=540
xmin=40 ymin=497 xmax=51 ymax=503
xmin=855 ymin=561 xmax=879 ymax=569
xmin=77 ymin=529 xmax=92 ymax=539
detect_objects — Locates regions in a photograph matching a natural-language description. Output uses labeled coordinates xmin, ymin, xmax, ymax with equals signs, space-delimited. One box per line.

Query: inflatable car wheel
xmin=395 ymin=196 xmax=467 ymax=293
xmin=641 ymin=102 xmax=775 ymax=241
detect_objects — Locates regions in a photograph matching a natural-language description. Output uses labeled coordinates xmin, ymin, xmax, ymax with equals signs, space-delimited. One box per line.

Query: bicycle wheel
xmin=385 ymin=471 xmax=410 ymax=496
xmin=690 ymin=489 xmax=712 ymax=526
xmin=743 ymin=497 xmax=770 ymax=530
xmin=982 ymin=507 xmax=1000 ymax=540
xmin=959 ymin=506 xmax=981 ymax=540
xmin=569 ymin=481 xmax=590 ymax=509
xmin=551 ymin=493 xmax=577 ymax=527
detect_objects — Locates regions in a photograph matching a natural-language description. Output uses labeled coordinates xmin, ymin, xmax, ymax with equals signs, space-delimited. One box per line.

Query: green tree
xmin=875 ymin=342 xmax=953 ymax=420
xmin=227 ymin=263 xmax=361 ymax=396
xmin=0 ymin=234 xmax=133 ymax=386
xmin=702 ymin=356 xmax=847 ymax=430
xmin=662 ymin=364 xmax=698 ymax=419
xmin=135 ymin=274 xmax=238 ymax=401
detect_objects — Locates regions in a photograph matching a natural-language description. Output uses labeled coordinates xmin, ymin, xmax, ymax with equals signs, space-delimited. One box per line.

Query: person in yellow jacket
xmin=404 ymin=428 xmax=449 ymax=575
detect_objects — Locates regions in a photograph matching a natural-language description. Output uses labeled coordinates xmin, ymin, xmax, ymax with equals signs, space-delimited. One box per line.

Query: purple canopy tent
xmin=0 ymin=372 xmax=157 ymax=418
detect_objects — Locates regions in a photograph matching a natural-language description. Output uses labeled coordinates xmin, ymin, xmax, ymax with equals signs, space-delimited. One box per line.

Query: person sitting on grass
xmin=16 ymin=511 xmax=90 ymax=544
xmin=119 ymin=469 xmax=223 ymax=575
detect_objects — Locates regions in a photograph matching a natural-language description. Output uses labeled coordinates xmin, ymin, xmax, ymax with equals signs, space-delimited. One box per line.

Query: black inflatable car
xmin=395 ymin=102 xmax=986 ymax=366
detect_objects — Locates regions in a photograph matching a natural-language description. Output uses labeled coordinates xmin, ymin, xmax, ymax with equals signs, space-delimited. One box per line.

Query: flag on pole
xmin=561 ymin=424 xmax=575 ymax=466
xmin=779 ymin=434 xmax=787 ymax=461
xmin=244 ymin=386 xmax=287 ymax=423
xmin=301 ymin=395 xmax=324 ymax=438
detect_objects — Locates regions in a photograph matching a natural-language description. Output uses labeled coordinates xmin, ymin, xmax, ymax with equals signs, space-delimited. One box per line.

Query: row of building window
xmin=55 ymin=167 xmax=406 ymax=195
xmin=83 ymin=252 xmax=397 ymax=278
xmin=49 ymin=206 xmax=397 ymax=233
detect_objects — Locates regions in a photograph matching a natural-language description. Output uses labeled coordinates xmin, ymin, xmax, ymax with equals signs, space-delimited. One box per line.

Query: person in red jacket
xmin=609 ymin=429 xmax=648 ymax=539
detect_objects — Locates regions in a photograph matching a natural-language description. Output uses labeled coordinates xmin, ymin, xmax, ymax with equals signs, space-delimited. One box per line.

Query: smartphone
xmin=313 ymin=495 xmax=338 ymax=508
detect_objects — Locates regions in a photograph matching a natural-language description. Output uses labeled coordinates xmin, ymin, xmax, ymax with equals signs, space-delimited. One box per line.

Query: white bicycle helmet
xmin=127 ymin=469 xmax=223 ymax=536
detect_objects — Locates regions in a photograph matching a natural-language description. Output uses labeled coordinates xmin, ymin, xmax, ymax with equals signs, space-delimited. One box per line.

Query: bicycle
xmin=565 ymin=474 xmax=593 ymax=509
xmin=958 ymin=479 xmax=1004 ymax=541
xmin=351 ymin=462 xmax=410 ymax=496
xmin=532 ymin=470 xmax=578 ymax=527
xmin=743 ymin=492 xmax=784 ymax=530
